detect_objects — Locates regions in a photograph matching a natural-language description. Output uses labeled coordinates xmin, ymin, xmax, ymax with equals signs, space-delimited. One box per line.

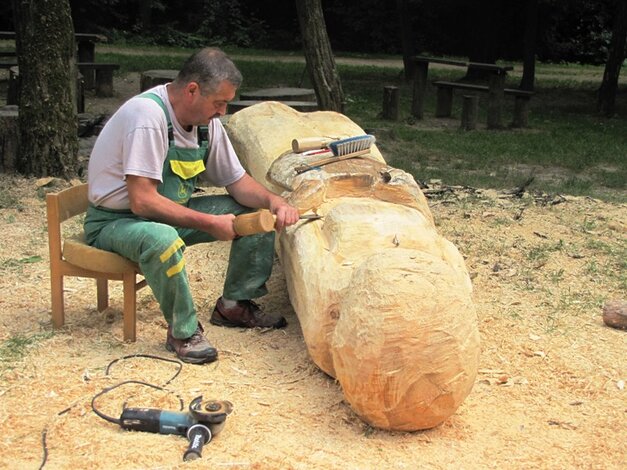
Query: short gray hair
xmin=174 ymin=47 xmax=242 ymax=94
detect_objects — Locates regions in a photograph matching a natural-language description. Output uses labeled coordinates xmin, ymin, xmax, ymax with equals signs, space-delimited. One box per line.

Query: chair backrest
xmin=47 ymin=183 xmax=89 ymax=223
xmin=46 ymin=183 xmax=89 ymax=263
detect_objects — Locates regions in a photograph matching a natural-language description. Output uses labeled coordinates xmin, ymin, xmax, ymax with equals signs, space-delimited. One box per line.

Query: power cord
xmin=39 ymin=354 xmax=183 ymax=469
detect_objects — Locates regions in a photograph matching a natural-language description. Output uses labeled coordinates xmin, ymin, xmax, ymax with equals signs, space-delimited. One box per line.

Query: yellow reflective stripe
xmin=160 ymin=238 xmax=184 ymax=263
xmin=170 ymin=159 xmax=205 ymax=179
xmin=166 ymin=258 xmax=186 ymax=278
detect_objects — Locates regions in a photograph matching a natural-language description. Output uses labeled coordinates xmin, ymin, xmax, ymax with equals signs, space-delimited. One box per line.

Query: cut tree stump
xmin=226 ymin=102 xmax=479 ymax=431
xmin=140 ymin=70 xmax=179 ymax=92
xmin=0 ymin=106 xmax=19 ymax=173
xmin=382 ymin=85 xmax=400 ymax=120
xmin=240 ymin=87 xmax=316 ymax=102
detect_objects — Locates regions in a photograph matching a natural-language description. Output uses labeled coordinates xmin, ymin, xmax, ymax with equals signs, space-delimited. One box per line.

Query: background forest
xmin=0 ymin=0 xmax=618 ymax=64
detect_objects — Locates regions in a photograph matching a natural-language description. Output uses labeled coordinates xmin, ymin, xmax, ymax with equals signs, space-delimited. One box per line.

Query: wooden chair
xmin=46 ymin=183 xmax=146 ymax=341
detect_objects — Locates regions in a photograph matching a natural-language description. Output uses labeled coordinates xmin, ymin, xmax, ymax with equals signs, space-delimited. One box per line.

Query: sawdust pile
xmin=0 ymin=172 xmax=624 ymax=469
xmin=0 ymin=68 xmax=625 ymax=470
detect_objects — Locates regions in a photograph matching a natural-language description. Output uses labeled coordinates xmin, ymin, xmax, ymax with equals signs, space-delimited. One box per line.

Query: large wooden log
xmin=225 ymin=101 xmax=480 ymax=431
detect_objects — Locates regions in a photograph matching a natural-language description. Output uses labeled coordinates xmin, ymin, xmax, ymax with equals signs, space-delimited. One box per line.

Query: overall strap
xmin=197 ymin=125 xmax=209 ymax=163
xmin=140 ymin=92 xmax=210 ymax=152
xmin=139 ymin=92 xmax=175 ymax=147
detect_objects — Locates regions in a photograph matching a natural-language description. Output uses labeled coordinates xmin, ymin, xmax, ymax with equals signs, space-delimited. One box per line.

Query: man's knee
xmin=140 ymin=224 xmax=187 ymax=262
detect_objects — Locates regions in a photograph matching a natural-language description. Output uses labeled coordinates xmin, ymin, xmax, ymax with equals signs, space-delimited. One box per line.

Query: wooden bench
xmin=411 ymin=56 xmax=468 ymax=119
xmin=1 ymin=31 xmax=107 ymax=63
xmin=77 ymin=62 xmax=119 ymax=97
xmin=432 ymin=80 xmax=534 ymax=128
xmin=75 ymin=32 xmax=108 ymax=63
xmin=0 ymin=52 xmax=17 ymax=69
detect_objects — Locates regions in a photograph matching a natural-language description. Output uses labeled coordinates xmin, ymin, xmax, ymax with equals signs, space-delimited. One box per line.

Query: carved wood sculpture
xmin=225 ymin=102 xmax=480 ymax=431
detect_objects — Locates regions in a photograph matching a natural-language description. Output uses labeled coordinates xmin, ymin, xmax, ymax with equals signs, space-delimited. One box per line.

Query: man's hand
xmin=270 ymin=200 xmax=300 ymax=232
xmin=227 ymin=173 xmax=300 ymax=232
xmin=210 ymin=213 xmax=238 ymax=240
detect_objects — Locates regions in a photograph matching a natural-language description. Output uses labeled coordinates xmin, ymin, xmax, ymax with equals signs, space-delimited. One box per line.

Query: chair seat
xmin=63 ymin=232 xmax=140 ymax=273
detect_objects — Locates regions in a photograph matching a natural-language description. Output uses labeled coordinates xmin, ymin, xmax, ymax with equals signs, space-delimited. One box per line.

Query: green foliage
xmin=196 ymin=0 xmax=268 ymax=48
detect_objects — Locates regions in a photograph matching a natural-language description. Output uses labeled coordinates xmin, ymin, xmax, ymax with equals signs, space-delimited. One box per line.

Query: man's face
xmin=193 ymin=80 xmax=236 ymax=123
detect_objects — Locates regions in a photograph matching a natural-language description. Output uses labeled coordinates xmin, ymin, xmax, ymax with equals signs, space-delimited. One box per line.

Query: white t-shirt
xmin=87 ymin=84 xmax=245 ymax=209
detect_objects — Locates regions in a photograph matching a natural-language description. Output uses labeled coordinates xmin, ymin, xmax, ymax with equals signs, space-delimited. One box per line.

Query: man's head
xmin=173 ymin=47 xmax=243 ymax=95
xmin=169 ymin=48 xmax=242 ymax=126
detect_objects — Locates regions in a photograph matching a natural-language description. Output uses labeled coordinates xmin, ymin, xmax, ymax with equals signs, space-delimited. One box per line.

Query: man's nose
xmin=217 ymin=103 xmax=227 ymax=116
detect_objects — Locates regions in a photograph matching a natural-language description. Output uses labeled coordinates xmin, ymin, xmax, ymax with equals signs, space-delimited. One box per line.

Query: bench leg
xmin=77 ymin=41 xmax=95 ymax=63
xmin=461 ymin=95 xmax=479 ymax=131
xmin=7 ymin=68 xmax=20 ymax=105
xmin=512 ymin=96 xmax=530 ymax=128
xmin=487 ymin=74 xmax=505 ymax=129
xmin=95 ymin=69 xmax=114 ymax=97
xmin=80 ymin=66 xmax=95 ymax=90
xmin=411 ymin=62 xmax=428 ymax=119
xmin=435 ymin=87 xmax=453 ymax=117
xmin=76 ymin=75 xmax=85 ymax=113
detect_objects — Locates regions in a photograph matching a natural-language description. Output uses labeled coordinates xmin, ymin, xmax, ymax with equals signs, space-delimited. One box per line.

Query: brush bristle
xmin=328 ymin=134 xmax=375 ymax=156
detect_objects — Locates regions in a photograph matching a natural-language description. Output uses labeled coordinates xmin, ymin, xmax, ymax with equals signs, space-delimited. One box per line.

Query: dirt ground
xmin=0 ymin=74 xmax=625 ymax=469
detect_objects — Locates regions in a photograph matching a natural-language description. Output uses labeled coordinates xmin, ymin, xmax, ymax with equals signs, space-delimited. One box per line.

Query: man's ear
xmin=187 ymin=81 xmax=201 ymax=97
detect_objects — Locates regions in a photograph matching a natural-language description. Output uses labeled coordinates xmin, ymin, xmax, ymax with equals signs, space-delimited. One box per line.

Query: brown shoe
xmin=210 ymin=298 xmax=287 ymax=329
xmin=166 ymin=323 xmax=218 ymax=364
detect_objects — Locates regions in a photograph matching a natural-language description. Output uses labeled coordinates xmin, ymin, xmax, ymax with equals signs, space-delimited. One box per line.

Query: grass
xmin=0 ymin=187 xmax=22 ymax=210
xmin=98 ymin=45 xmax=627 ymax=202
xmin=0 ymin=255 xmax=44 ymax=274
xmin=0 ymin=331 xmax=54 ymax=369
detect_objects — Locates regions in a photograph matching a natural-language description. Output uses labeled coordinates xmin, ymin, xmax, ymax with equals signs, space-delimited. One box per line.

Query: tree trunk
xmin=295 ymin=0 xmax=344 ymax=112
xmin=396 ymin=0 xmax=416 ymax=81
xmin=11 ymin=0 xmax=79 ymax=178
xmin=598 ymin=0 xmax=627 ymax=117
xmin=520 ymin=0 xmax=538 ymax=91
xmin=464 ymin=0 xmax=500 ymax=81
xmin=138 ymin=0 xmax=153 ymax=31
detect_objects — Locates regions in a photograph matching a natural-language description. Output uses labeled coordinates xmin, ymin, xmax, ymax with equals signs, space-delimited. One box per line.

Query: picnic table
xmin=0 ymin=31 xmax=107 ymax=62
xmin=1 ymin=31 xmax=117 ymax=98
xmin=410 ymin=56 xmax=529 ymax=129
xmin=74 ymin=32 xmax=108 ymax=63
xmin=410 ymin=56 xmax=468 ymax=119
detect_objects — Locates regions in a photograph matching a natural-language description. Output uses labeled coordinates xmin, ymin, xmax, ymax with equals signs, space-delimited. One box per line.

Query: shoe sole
xmin=210 ymin=316 xmax=287 ymax=329
xmin=165 ymin=343 xmax=218 ymax=364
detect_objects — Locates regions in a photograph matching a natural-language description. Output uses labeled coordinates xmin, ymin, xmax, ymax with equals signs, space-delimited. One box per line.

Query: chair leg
xmin=122 ymin=272 xmax=137 ymax=342
xmin=96 ymin=278 xmax=109 ymax=311
xmin=50 ymin=271 xmax=65 ymax=328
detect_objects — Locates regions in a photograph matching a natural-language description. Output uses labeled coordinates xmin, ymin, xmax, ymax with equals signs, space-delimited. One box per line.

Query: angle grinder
xmin=119 ymin=396 xmax=233 ymax=461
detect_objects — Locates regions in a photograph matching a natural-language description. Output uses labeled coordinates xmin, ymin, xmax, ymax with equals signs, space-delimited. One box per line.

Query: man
xmin=84 ymin=48 xmax=300 ymax=365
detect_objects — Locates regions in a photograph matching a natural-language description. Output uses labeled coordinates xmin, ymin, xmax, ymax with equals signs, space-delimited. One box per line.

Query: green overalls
xmin=84 ymin=93 xmax=275 ymax=339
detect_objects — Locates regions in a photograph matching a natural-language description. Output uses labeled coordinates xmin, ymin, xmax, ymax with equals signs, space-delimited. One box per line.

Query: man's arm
xmin=127 ymin=175 xmax=237 ymax=240
xmin=226 ymin=174 xmax=300 ymax=231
